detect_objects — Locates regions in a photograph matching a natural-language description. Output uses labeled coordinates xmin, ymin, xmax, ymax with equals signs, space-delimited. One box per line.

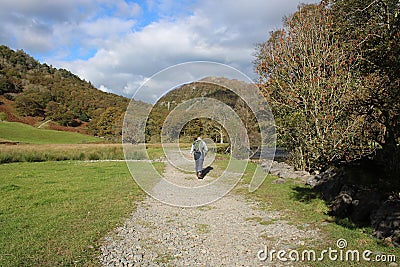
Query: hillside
xmin=0 ymin=121 xmax=101 ymax=144
xmin=0 ymin=45 xmax=148 ymax=140
xmin=145 ymin=77 xmax=262 ymax=146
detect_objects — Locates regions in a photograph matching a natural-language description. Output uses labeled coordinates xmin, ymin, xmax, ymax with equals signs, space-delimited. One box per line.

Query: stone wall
xmin=258 ymin=159 xmax=399 ymax=247
xmin=306 ymin=168 xmax=399 ymax=247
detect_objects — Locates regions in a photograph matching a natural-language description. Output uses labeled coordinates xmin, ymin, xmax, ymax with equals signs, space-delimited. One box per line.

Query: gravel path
xmin=100 ymin=159 xmax=321 ymax=266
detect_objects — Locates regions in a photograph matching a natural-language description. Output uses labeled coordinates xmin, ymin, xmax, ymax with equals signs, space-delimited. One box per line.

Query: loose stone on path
xmin=100 ymin=194 xmax=320 ymax=266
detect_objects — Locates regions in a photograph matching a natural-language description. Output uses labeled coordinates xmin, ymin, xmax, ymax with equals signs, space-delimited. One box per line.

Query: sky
xmin=0 ymin=0 xmax=318 ymax=102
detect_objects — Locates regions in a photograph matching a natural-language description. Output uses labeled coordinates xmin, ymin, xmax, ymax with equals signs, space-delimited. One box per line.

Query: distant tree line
xmin=255 ymin=1 xmax=399 ymax=183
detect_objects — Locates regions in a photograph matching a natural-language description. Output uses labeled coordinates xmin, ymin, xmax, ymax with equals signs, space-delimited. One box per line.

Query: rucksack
xmin=193 ymin=140 xmax=202 ymax=153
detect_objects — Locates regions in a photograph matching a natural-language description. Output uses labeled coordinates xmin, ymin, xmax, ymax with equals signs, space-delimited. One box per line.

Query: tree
xmin=254 ymin=3 xmax=368 ymax=171
xmin=15 ymin=93 xmax=44 ymax=117
xmin=0 ymin=76 xmax=14 ymax=94
xmin=331 ymin=0 xmax=400 ymax=179
xmin=95 ymin=107 xmax=124 ymax=139
xmin=0 ymin=112 xmax=7 ymax=121
xmin=45 ymin=101 xmax=75 ymax=126
xmin=209 ymin=121 xmax=226 ymax=144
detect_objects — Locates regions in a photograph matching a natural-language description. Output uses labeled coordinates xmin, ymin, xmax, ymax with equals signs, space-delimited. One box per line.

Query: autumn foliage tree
xmin=331 ymin=0 xmax=400 ymax=180
xmin=254 ymin=3 xmax=369 ymax=171
xmin=90 ymin=107 xmax=124 ymax=140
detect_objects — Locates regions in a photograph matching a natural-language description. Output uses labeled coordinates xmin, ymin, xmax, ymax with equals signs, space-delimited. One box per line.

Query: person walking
xmin=190 ymin=137 xmax=208 ymax=179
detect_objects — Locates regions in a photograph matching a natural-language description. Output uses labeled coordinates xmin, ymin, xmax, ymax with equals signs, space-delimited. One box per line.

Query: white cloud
xmin=0 ymin=0 xmax=139 ymax=55
xmin=98 ymin=84 xmax=110 ymax=92
xmin=146 ymin=0 xmax=156 ymax=12
xmin=0 ymin=0 xmax=318 ymax=102
xmin=80 ymin=17 xmax=136 ymax=38
xmin=115 ymin=1 xmax=141 ymax=17
xmin=0 ymin=0 xmax=85 ymax=21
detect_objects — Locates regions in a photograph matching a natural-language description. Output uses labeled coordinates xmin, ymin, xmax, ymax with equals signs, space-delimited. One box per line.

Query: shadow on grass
xmin=291 ymin=186 xmax=321 ymax=203
xmin=291 ymin=186 xmax=365 ymax=230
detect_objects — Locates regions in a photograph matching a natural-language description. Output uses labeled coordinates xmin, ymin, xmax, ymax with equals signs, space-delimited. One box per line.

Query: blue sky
xmin=0 ymin=0 xmax=317 ymax=101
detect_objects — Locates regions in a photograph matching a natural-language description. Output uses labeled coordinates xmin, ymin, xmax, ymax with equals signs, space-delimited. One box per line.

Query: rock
xmin=339 ymin=184 xmax=355 ymax=196
xmin=281 ymin=170 xmax=300 ymax=179
xmin=306 ymin=175 xmax=320 ymax=187
xmin=272 ymin=178 xmax=286 ymax=184
xmin=309 ymin=167 xmax=400 ymax=247
xmin=313 ymin=168 xmax=346 ymax=202
xmin=133 ymin=253 xmax=143 ymax=262
xmin=350 ymin=190 xmax=383 ymax=224
xmin=371 ymin=200 xmax=400 ymax=247
xmin=295 ymin=170 xmax=311 ymax=177
xmin=330 ymin=192 xmax=353 ymax=217
xmin=384 ymin=237 xmax=394 ymax=246
xmin=260 ymin=159 xmax=312 ymax=180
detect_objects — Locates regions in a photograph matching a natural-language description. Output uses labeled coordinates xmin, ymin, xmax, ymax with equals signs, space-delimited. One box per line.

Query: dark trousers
xmin=194 ymin=152 xmax=204 ymax=173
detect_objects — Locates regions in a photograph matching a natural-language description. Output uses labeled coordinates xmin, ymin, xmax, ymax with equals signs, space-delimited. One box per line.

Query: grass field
xmin=0 ymin=140 xmax=198 ymax=164
xmin=0 ymin=161 xmax=144 ymax=266
xmin=0 ymin=143 xmax=124 ymax=163
xmin=0 ymin=121 xmax=101 ymax=144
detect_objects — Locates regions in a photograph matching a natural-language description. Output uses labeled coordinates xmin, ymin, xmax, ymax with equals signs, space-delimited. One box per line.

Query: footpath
xmin=99 ymin=159 xmax=320 ymax=266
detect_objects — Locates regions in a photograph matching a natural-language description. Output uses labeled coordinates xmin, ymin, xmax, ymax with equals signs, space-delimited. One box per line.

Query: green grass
xmin=0 ymin=150 xmax=398 ymax=266
xmin=0 ymin=161 xmax=144 ymax=266
xmin=152 ymin=161 xmax=166 ymax=175
xmin=0 ymin=144 xmax=124 ymax=163
xmin=236 ymin=161 xmax=399 ymax=266
xmin=0 ymin=121 xmax=101 ymax=144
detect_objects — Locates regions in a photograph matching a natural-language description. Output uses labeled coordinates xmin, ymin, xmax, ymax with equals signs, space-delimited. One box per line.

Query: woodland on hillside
xmin=0 ymin=45 xmax=144 ymax=140
xmin=144 ymin=78 xmax=262 ymax=146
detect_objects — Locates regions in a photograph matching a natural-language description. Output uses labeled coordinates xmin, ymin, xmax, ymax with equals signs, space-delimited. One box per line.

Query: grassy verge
xmin=152 ymin=161 xmax=166 ymax=175
xmin=0 ymin=121 xmax=101 ymax=144
xmin=0 ymin=161 xmax=144 ymax=266
xmin=0 ymin=144 xmax=124 ymax=163
xmin=235 ymin=161 xmax=399 ymax=266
